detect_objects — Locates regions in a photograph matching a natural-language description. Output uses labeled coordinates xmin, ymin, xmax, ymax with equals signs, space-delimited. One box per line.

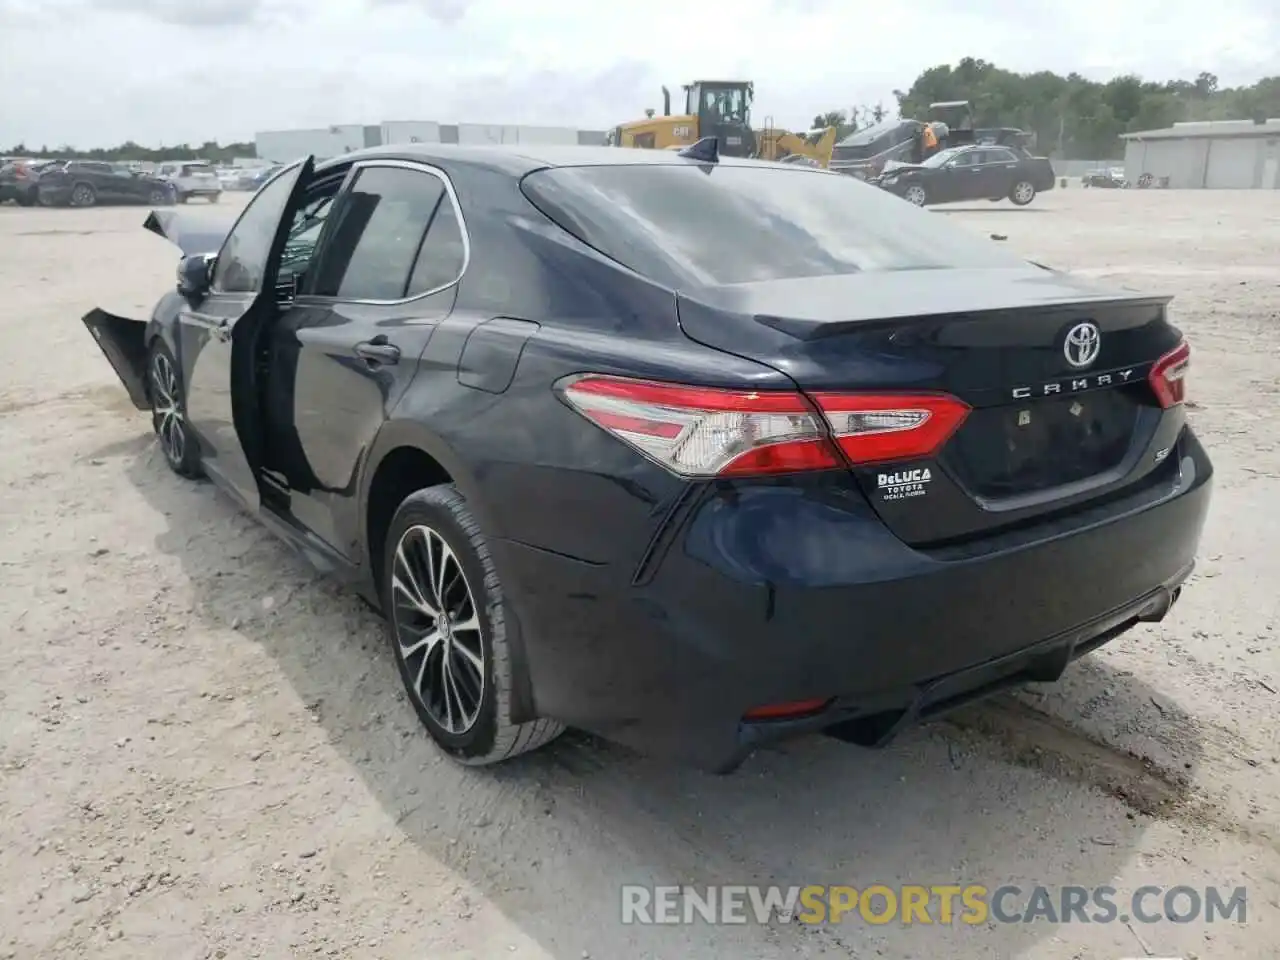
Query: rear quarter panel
xmin=381 ymin=160 xmax=793 ymax=568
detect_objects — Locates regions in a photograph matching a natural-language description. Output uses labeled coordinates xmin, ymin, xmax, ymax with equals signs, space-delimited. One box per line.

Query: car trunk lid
xmin=677 ymin=266 xmax=1185 ymax=545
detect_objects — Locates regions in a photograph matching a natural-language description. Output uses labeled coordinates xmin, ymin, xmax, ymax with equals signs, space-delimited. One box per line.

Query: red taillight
xmin=743 ymin=698 xmax=831 ymax=721
xmin=811 ymin=392 xmax=970 ymax=466
xmin=559 ymin=375 xmax=839 ymax=477
xmin=1148 ymin=341 xmax=1190 ymax=408
xmin=559 ymin=375 xmax=970 ymax=478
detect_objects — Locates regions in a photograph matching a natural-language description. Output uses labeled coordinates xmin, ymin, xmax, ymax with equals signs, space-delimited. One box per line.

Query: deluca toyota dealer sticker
xmin=878 ymin=468 xmax=932 ymax=501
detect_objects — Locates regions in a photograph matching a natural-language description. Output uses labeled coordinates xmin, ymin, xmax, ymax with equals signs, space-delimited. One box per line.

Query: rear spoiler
xmin=143 ymin=208 xmax=233 ymax=257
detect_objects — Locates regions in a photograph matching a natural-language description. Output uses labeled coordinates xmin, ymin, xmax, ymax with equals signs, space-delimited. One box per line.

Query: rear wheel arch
xmin=365 ymin=444 xmax=454 ymax=593
xmin=360 ymin=426 xmax=539 ymax=725
xmin=360 ymin=423 xmax=503 ymax=599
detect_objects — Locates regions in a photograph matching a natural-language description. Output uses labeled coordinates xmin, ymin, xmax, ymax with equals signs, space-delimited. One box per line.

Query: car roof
xmin=315 ymin=142 xmax=802 ymax=177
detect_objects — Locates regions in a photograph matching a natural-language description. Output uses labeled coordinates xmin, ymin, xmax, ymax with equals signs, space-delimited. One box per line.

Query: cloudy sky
xmin=1 ymin=0 xmax=1277 ymax=147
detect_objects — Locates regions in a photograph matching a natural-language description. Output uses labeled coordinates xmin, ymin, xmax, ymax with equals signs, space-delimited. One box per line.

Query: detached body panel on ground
xmin=81 ymin=144 xmax=1210 ymax=772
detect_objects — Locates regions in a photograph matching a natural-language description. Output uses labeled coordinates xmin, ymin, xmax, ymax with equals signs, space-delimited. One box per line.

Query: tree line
xmin=816 ymin=59 xmax=1280 ymax=160
xmin=8 ymin=60 xmax=1280 ymax=161
xmin=2 ymin=140 xmax=257 ymax=162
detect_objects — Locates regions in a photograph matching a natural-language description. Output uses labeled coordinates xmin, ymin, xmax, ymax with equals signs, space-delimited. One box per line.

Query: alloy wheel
xmin=390 ymin=524 xmax=486 ymax=735
xmin=71 ymin=185 xmax=94 ymax=207
xmin=905 ymin=185 xmax=927 ymax=206
xmin=1013 ymin=182 xmax=1034 ymax=204
xmin=150 ymin=350 xmax=186 ymax=466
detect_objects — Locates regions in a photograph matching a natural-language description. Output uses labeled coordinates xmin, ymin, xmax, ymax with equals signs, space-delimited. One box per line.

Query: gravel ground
xmin=1 ymin=187 xmax=1277 ymax=960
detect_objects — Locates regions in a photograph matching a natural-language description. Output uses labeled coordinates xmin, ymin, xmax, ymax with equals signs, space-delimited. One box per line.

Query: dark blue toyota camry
xmin=84 ymin=140 xmax=1211 ymax=772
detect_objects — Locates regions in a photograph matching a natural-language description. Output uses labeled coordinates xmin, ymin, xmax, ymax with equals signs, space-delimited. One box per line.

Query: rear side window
xmin=311 ymin=165 xmax=462 ymax=301
xmin=182 ymin=164 xmax=214 ymax=175
xmin=520 ymin=163 xmax=1024 ymax=288
xmin=406 ymin=199 xmax=465 ymax=296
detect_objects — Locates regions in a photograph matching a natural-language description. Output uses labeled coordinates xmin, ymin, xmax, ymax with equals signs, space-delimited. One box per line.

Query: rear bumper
xmin=497 ymin=428 xmax=1212 ymax=771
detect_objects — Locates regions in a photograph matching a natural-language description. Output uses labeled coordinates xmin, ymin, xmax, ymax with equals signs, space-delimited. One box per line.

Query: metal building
xmin=380 ymin=121 xmax=443 ymax=146
xmin=1122 ymin=119 xmax=1280 ymax=189
xmin=254 ymin=125 xmax=382 ymax=162
xmin=255 ymin=122 xmax=608 ymax=161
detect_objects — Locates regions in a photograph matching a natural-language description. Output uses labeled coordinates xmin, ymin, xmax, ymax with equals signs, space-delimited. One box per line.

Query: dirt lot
xmin=1 ymin=187 xmax=1278 ymax=960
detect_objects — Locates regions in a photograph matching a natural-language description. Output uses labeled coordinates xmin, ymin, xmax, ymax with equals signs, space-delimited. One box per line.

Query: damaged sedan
xmin=84 ymin=143 xmax=1211 ymax=772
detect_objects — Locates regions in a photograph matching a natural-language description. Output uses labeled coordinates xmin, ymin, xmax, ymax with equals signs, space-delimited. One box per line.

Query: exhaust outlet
xmin=1137 ymin=586 xmax=1179 ymax=624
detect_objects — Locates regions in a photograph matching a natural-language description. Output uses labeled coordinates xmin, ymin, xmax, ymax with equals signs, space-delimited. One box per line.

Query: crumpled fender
xmin=82 ymin=307 xmax=150 ymax=410
xmin=143 ymin=207 xmax=233 ymax=257
xmin=81 ymin=208 xmax=232 ymax=411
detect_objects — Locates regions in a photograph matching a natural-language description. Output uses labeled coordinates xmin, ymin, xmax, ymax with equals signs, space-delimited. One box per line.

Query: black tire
xmin=16 ymin=188 xmax=35 ymax=207
xmin=70 ymin=182 xmax=96 ymax=207
xmin=208 ymin=192 xmax=220 ymax=204
xmin=149 ymin=186 xmax=173 ymax=206
xmin=903 ymin=183 xmax=928 ymax=207
xmin=383 ymin=485 xmax=563 ymax=765
xmin=1009 ymin=180 xmax=1036 ymax=206
xmin=147 ymin=340 xmax=202 ymax=479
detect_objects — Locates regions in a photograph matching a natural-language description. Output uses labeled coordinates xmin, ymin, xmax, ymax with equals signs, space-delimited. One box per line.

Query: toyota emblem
xmin=1063 ymin=321 xmax=1101 ymax=369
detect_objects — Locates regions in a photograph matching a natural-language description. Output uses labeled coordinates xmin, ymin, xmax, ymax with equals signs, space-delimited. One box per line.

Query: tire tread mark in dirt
xmin=946 ymin=698 xmax=1279 ymax=852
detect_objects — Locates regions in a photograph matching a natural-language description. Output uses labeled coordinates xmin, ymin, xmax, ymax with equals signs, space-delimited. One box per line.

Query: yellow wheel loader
xmin=610 ymin=80 xmax=758 ymax=156
xmin=608 ymin=80 xmax=837 ymax=168
xmin=755 ymin=120 xmax=838 ymax=168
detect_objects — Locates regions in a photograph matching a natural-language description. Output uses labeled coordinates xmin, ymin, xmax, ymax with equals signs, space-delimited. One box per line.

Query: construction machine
xmin=927 ymin=100 xmax=1034 ymax=151
xmin=755 ymin=119 xmax=838 ymax=167
xmin=611 ymin=80 xmax=759 ymax=157
xmin=609 ymin=80 xmax=837 ymax=167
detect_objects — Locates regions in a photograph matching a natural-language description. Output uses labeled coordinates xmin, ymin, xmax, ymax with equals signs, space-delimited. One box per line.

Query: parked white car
xmin=156 ymin=161 xmax=221 ymax=203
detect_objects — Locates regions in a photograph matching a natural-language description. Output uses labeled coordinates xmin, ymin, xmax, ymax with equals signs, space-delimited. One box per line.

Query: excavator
xmin=607 ymin=80 xmax=837 ymax=168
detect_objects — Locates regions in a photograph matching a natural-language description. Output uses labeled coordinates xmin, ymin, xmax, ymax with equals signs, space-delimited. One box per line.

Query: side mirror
xmin=176 ymin=253 xmax=215 ymax=301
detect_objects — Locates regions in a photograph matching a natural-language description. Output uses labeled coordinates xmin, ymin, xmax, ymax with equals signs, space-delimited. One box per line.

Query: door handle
xmin=354 ymin=338 xmax=400 ymax=365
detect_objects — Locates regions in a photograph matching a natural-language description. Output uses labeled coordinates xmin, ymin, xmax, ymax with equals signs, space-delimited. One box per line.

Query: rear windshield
xmin=520 ymin=163 xmax=1024 ymax=287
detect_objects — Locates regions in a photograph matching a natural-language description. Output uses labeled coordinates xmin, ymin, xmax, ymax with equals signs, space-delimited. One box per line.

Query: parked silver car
xmin=156 ymin=161 xmax=221 ymax=203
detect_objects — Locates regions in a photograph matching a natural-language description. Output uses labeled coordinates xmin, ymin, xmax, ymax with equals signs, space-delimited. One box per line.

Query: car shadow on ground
xmin=118 ymin=439 xmax=1206 ymax=958
xmin=935 ymin=205 xmax=1054 ymax=213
